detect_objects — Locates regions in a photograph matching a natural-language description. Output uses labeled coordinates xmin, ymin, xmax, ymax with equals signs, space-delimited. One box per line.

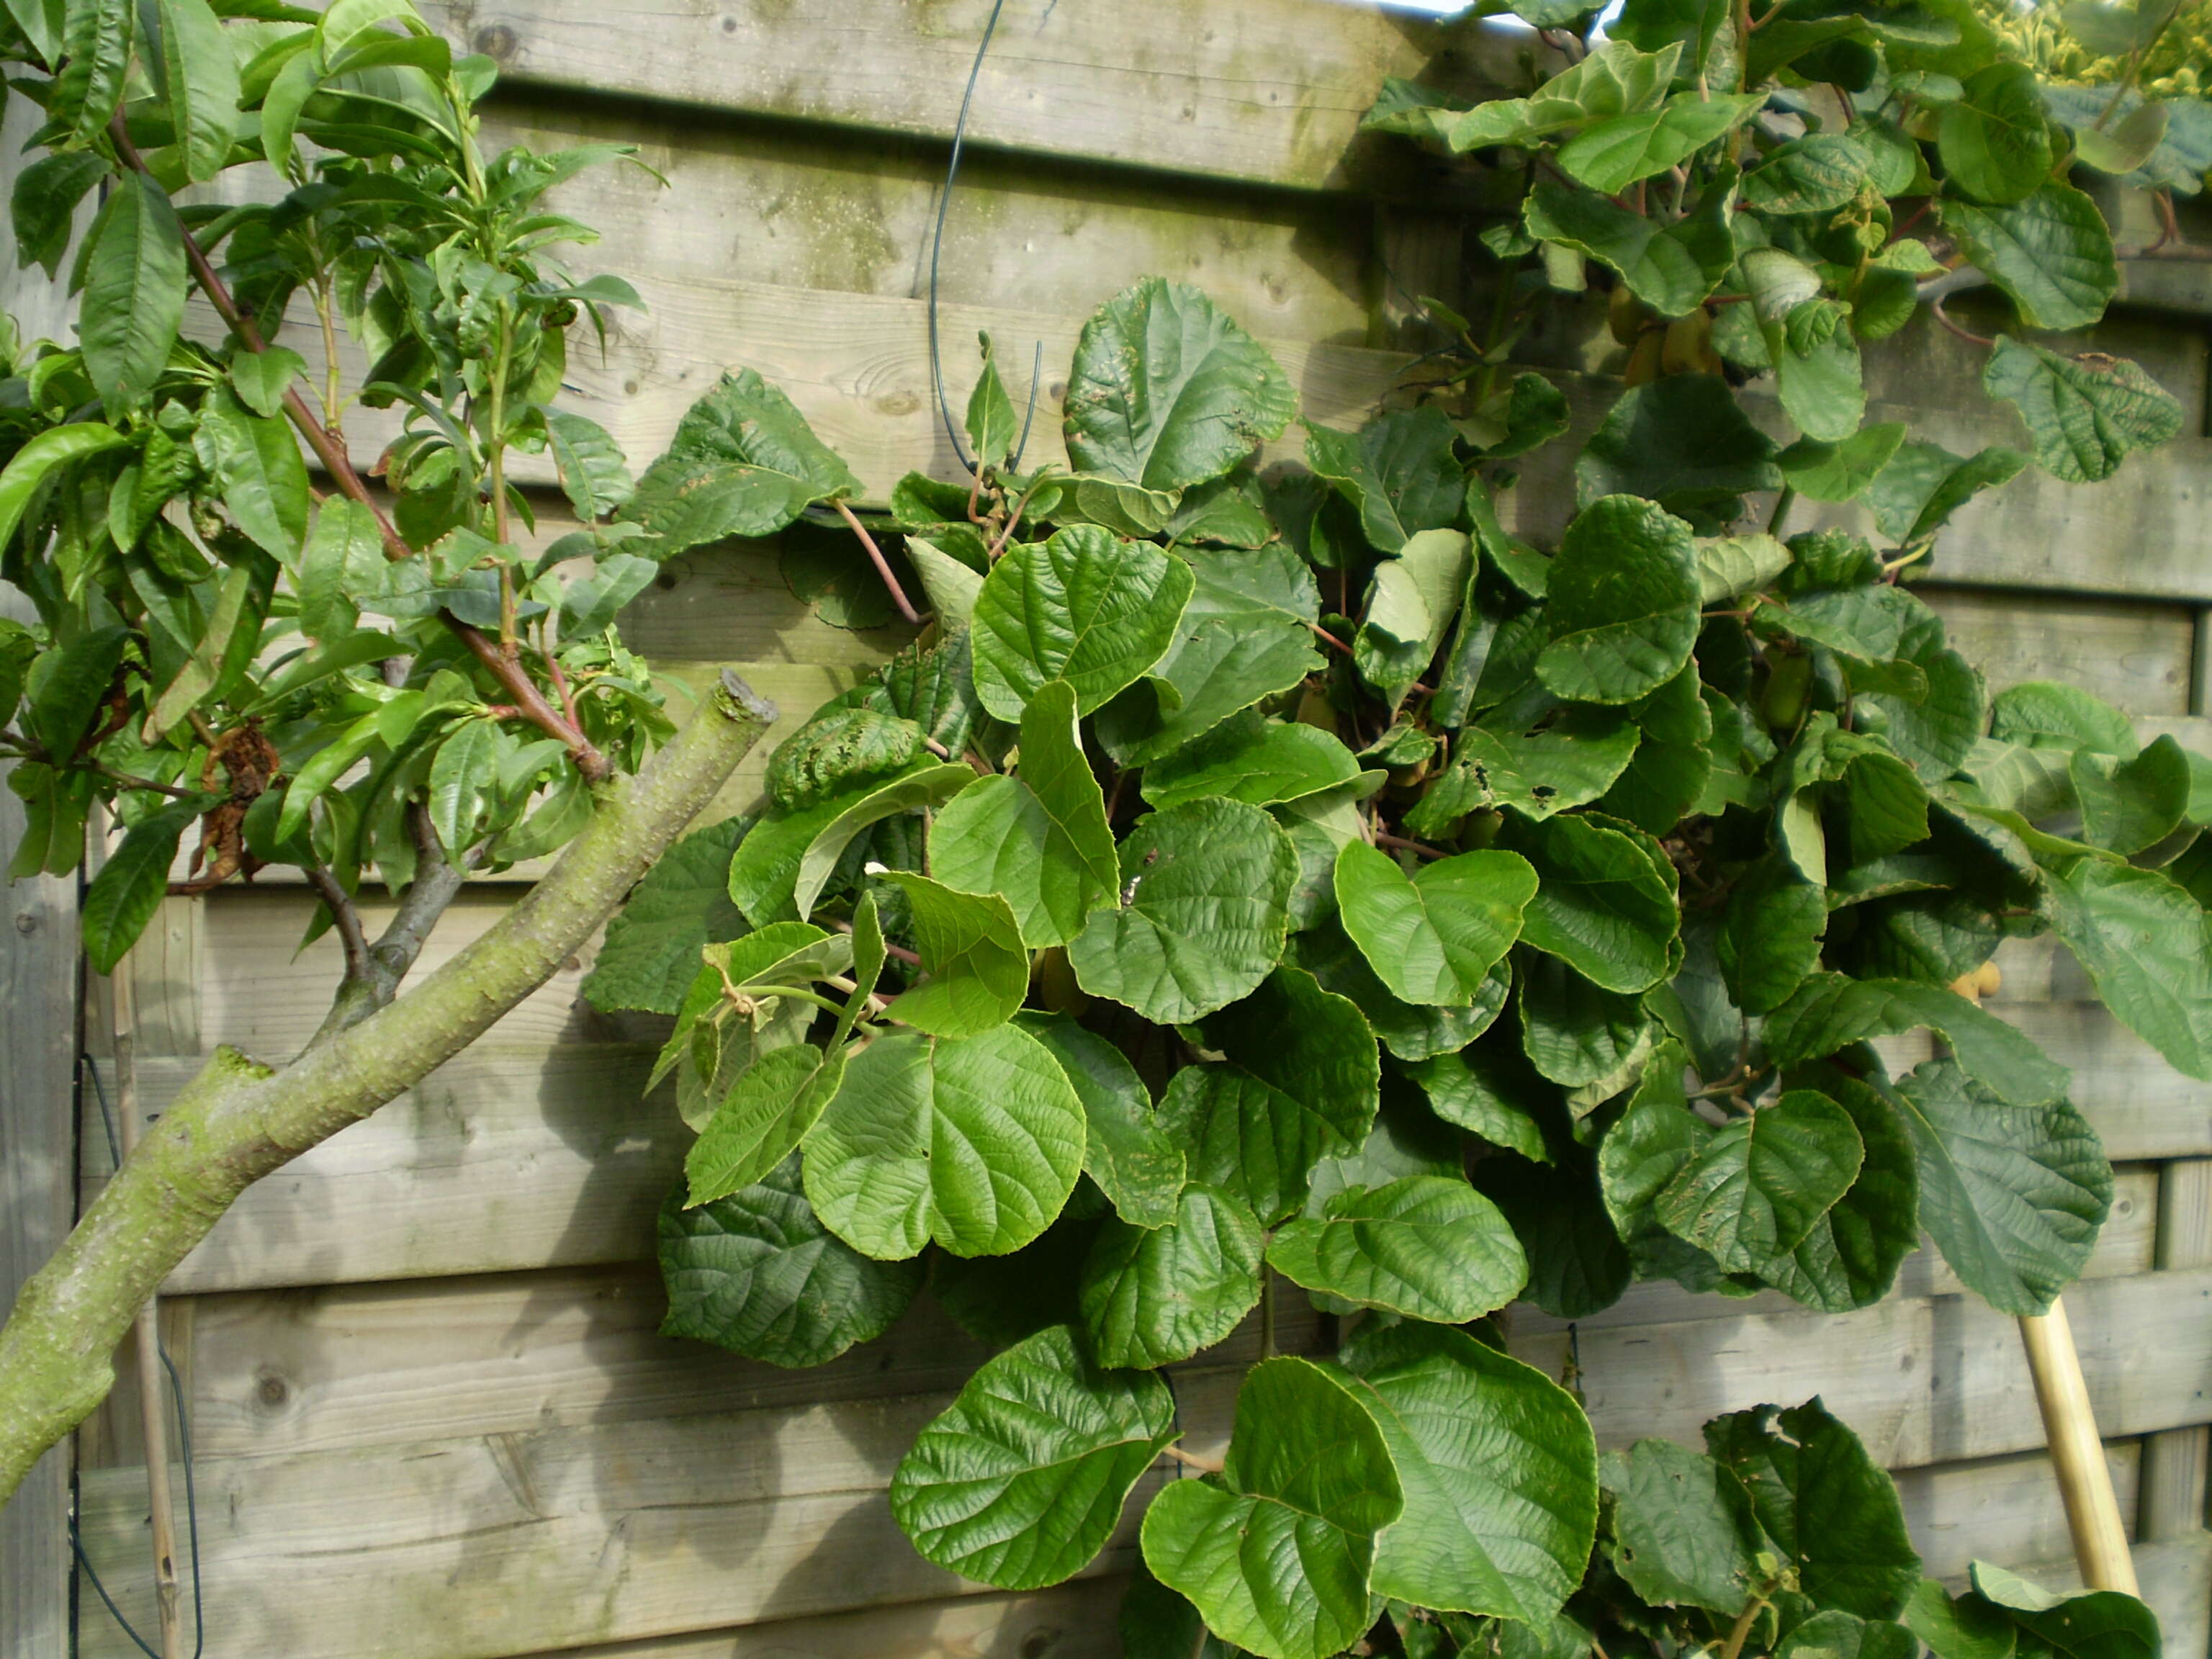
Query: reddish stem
xmin=833 ymin=500 xmax=922 ymax=626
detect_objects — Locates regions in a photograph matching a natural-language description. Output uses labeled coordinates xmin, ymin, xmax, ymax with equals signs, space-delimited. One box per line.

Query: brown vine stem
xmin=107 ymin=115 xmax=613 ymax=783
xmin=1161 ymin=1444 xmax=1225 ymax=1475
xmin=1308 ymin=621 xmax=1354 ymax=657
xmin=1375 ymin=830 xmax=1449 ymax=861
xmin=1719 ymin=1596 xmax=1771 ymax=1659
xmin=1928 ymin=297 xmax=1996 ymax=351
xmin=832 ymin=500 xmax=923 ymax=626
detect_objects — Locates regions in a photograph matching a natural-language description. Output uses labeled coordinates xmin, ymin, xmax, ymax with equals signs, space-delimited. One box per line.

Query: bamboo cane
xmin=109 ymin=944 xmax=184 ymax=1657
xmin=2018 ymin=1297 xmax=2139 ymax=1596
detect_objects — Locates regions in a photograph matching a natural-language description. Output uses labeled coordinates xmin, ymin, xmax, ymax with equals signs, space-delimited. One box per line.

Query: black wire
xmin=927 ymin=0 xmax=1012 ymax=480
xmin=73 ymin=1054 xmax=207 ymax=1659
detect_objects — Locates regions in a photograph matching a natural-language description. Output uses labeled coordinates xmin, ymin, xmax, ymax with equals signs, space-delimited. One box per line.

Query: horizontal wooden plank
xmin=75 ymin=1344 xmax=1266 ymax=1659
xmin=1921 ymin=587 xmax=2197 ymax=719
xmin=1510 ymin=1264 xmax=2212 ymax=1470
xmin=508 ymin=1581 xmax=1132 ymax=1659
xmin=1900 ymin=1442 xmax=2140 ymax=1583
xmin=414 ymin=0 xmax=1535 ymax=194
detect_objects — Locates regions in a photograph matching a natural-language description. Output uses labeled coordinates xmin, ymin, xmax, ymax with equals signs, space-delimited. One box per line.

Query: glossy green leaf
xmin=685 ymin=1043 xmax=848 ymax=1208
xmin=804 ymin=1025 xmax=1087 ymax=1259
xmin=1142 ymin=714 xmax=1362 ymax=811
xmin=1452 ymin=40 xmax=1680 ymax=151
xmin=1416 ymin=710 xmax=1643 ymax=830
xmin=891 ymin=1323 xmax=1177 ymax=1589
xmin=1295 ymin=925 xmax=1507 ymax=1064
xmin=1525 ymin=181 xmax=1734 ymax=318
xmin=1887 ymin=1058 xmax=2112 ymax=1314
xmin=659 ymin=1156 xmax=922 ymax=1368
xmin=1519 ymin=955 xmax=1660 ymax=1093
xmin=1718 ymin=860 xmax=1828 ymax=1015
xmin=1776 ymin=423 xmax=1910 ymax=504
xmin=932 ymin=683 xmax=1116 ymax=948
xmin=1078 ymin=1182 xmax=1264 ymax=1367
xmin=1905 ymin=1581 xmax=2018 ymax=1659
xmin=1558 ymin=93 xmax=1762 ymax=195
xmin=194 ymin=388 xmax=309 ymax=561
xmin=1575 ymin=377 xmax=1780 ymax=528
xmin=625 ymin=370 xmax=860 ymax=550
xmin=1537 ymin=495 xmax=1701 ymax=704
xmin=1983 ymin=336 xmax=2183 ymax=484
xmin=1140 ymin=1357 xmax=1403 ymax=1659
xmin=964 ymin=331 xmax=1020 ymax=470
xmin=538 ymin=407 xmax=634 ymax=521
xmin=1763 ymin=974 xmax=2069 ymax=1108
xmin=1605 ymin=1437 xmax=1764 ymax=1615
xmin=9 ymin=152 xmax=109 ymax=280
xmin=1018 ymin=1012 xmax=1185 ymax=1228
xmin=158 ymin=0 xmax=244 ymax=183
xmin=82 ymin=803 xmax=197 ymax=975
xmin=972 ymin=526 xmax=1194 ymax=719
xmin=426 ymin=719 xmax=502 ymax=855
xmin=1755 ymin=1069 xmax=1921 ymax=1313
xmin=1303 ymin=407 xmax=1465 ymax=554
xmin=878 ymin=872 xmax=1030 ymax=1038
xmin=2073 ymin=735 xmax=2190 ymax=855
xmin=1357 ymin=529 xmax=1473 ymax=705
xmin=2041 ymin=855 xmax=2212 ymax=1079
xmin=1655 ymin=1091 xmax=1866 ymax=1276
xmin=82 ymin=174 xmax=189 ymax=412
xmin=1511 ymin=813 xmax=1680 ymax=994
xmin=775 ymin=761 xmax=972 ymax=922
xmin=1402 ymin=1043 xmax=1549 ymax=1162
xmin=1867 ymin=440 xmax=2027 ymax=547
xmin=1334 ymin=842 xmax=1537 ymax=1007
xmin=1064 ymin=278 xmax=1297 ymax=493
xmin=578 ymin=817 xmax=750 ymax=1016
xmin=1202 ymin=966 xmax=1383 ymax=1173
xmin=1336 ymin=1322 xmax=1597 ymax=1622
xmin=1267 ymin=1174 xmax=1526 ymax=1321
xmin=1069 ymin=798 xmax=1298 ymax=1025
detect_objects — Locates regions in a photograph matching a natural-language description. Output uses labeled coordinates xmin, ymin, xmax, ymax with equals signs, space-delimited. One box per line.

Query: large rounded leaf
xmin=1884 ymin=1058 xmax=2112 ymax=1315
xmin=1142 ymin=714 xmax=1363 ymax=811
xmin=878 ymin=872 xmax=1030 ymax=1037
xmin=1019 ymin=1013 xmax=1186 ymax=1228
xmin=1334 ymin=842 xmax=1537 ymax=1007
xmin=1265 ymin=1174 xmax=1527 ymax=1321
xmin=1140 ymin=1357 xmax=1404 ymax=1659
xmin=1079 ymin=1182 xmax=1264 ymax=1367
xmin=931 ymin=679 xmax=1118 ymax=948
xmin=1537 ymin=494 xmax=1702 ymax=705
xmin=890 ymin=1323 xmax=1177 ymax=1590
xmin=658 ymin=1159 xmax=922 ymax=1369
xmin=1982 ymin=335 xmax=2182 ymax=485
xmin=1946 ymin=186 xmax=2116 ymax=333
xmin=1937 ymin=63 xmax=2054 ymax=205
xmin=625 ymin=370 xmax=860 ymax=550
xmin=1334 ymin=1322 xmax=1598 ymax=1622
xmin=1069 ymin=798 xmax=1298 ymax=1024
xmin=1511 ymin=812 xmax=1681 ymax=994
xmin=973 ymin=526 xmax=1195 ymax=720
xmin=804 ymin=1026 xmax=1087 ymax=1260
xmin=1654 ymin=1090 xmax=1866 ymax=1277
xmin=685 ymin=1042 xmax=850 ymax=1208
xmin=1064 ymin=279 xmax=1298 ymax=493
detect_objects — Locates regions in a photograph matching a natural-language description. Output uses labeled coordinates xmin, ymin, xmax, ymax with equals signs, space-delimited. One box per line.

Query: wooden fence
xmin=4 ymin=2 xmax=2212 ymax=1655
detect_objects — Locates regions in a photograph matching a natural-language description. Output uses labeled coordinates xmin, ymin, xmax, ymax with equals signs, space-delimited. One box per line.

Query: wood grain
xmin=2142 ymin=1161 xmax=2212 ymax=1542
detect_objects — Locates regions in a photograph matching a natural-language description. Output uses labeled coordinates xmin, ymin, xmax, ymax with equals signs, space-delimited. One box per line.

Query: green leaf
xmin=685 ymin=1043 xmax=848 ymax=1208
xmin=765 ymin=706 xmax=925 ymax=811
xmin=588 ymin=819 xmax=751 ymax=1015
xmin=1938 ymin=63 xmax=2055 ymax=204
xmin=1357 ymin=529 xmax=1473 ymax=705
xmin=1452 ymin=40 xmax=1681 ymax=150
xmin=1402 ymin=1042 xmax=1549 ymax=1161
xmin=1947 ymin=186 xmax=2117 ymax=332
xmin=1705 ymin=1399 xmax=1923 ymax=1619
xmin=1719 ymin=860 xmax=1828 ymax=1015
xmin=1537 ymin=495 xmax=1701 ymax=704
xmin=194 ymin=387 xmax=309 ymax=561
xmin=971 ymin=526 xmax=1194 ymax=720
xmin=1655 ymin=1091 xmax=1866 ymax=1275
xmin=1416 ymin=710 xmax=1643 ymax=831
xmin=0 ymin=423 xmax=132 ymax=552
xmin=1069 ymin=798 xmax=1298 ymax=1025
xmin=1525 ymin=181 xmax=1734 ymax=319
xmin=1763 ymin=974 xmax=2068 ymax=1107
xmin=10 ymin=152 xmax=109 ymax=280
xmin=1511 ymin=813 xmax=1680 ymax=994
xmin=1966 ymin=1564 xmax=2159 ymax=1659
xmin=1203 ymin=966 xmax=1383 ymax=1172
xmin=158 ymin=0 xmax=243 ymax=183
xmin=1519 ymin=956 xmax=1660 ymax=1092
xmin=2073 ymin=735 xmax=2190 ymax=855
xmin=1334 ymin=842 xmax=1537 ymax=1007
xmin=891 ymin=1323 xmax=1176 ymax=1590
xmin=2041 ymin=856 xmax=2212 ymax=1079
xmin=538 ymin=407 xmax=634 ymax=521
xmin=1093 ymin=544 xmax=1323 ymax=765
xmin=1267 ymin=1174 xmax=1525 ymax=1321
xmin=1142 ymin=714 xmax=1362 ymax=811
xmin=624 ymin=370 xmax=860 ymax=551
xmin=1558 ymin=93 xmax=1763 ymax=196
xmin=1295 ymin=925 xmax=1506 ymax=1064
xmin=1334 ymin=1322 xmax=1598 ymax=1622
xmin=1740 ymin=248 xmax=1866 ymax=444
xmin=1575 ymin=377 xmax=1780 ymax=529
xmin=804 ymin=1025 xmax=1087 ymax=1259
xmin=82 ymin=803 xmax=197 ymax=975
xmin=1064 ymin=278 xmax=1298 ymax=493
xmin=1019 ymin=1012 xmax=1185 ymax=1228
xmin=1905 ymin=1581 xmax=2018 ymax=1659
xmin=1755 ymin=1068 xmax=1920 ymax=1313
xmin=905 ymin=536 xmax=986 ymax=628
xmin=229 ymin=346 xmax=306 ymax=421
xmin=426 ymin=719 xmax=501 ymax=856
xmin=964 ymin=331 xmax=1021 ymax=470
xmin=81 ymin=174 xmax=189 ymax=412
xmin=1866 ymin=441 xmax=2026 ymax=546
xmin=932 ymin=685 xmax=1115 ymax=949
xmin=1696 ymin=531 xmax=1795 ymax=602
xmin=659 ymin=1156 xmax=922 ymax=1368
xmin=53 ymin=0 xmax=131 ymax=147
xmin=1867 ymin=605 xmax=1988 ymax=777
xmin=787 ymin=762 xmax=974 ymax=921
xmin=878 ymin=872 xmax=1030 ymax=1037
xmin=1078 ymin=1182 xmax=1264 ymax=1366
xmin=1743 ymin=132 xmax=1881 ymax=214
xmin=144 ymin=555 xmax=269 ymax=742
xmin=1886 ymin=1058 xmax=2112 ymax=1314
xmin=1303 ymin=408 xmax=1465 ymax=554
xmin=1140 ymin=1358 xmax=1403 ymax=1659
xmin=1983 ymin=336 xmax=2183 ymax=484
xmin=1605 ymin=1438 xmax=1764 ymax=1615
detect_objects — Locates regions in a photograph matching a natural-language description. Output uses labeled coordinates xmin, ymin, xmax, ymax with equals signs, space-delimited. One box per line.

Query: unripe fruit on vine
xmin=1609 ymin=282 xmax=1649 ymax=345
xmin=1623 ymin=328 xmax=1666 ymax=386
xmin=1764 ymin=652 xmax=1812 ymax=731
xmin=1295 ymin=683 xmax=1339 ymax=734
xmin=1662 ymin=311 xmax=1722 ymax=378
xmin=1458 ymin=808 xmax=1503 ymax=850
